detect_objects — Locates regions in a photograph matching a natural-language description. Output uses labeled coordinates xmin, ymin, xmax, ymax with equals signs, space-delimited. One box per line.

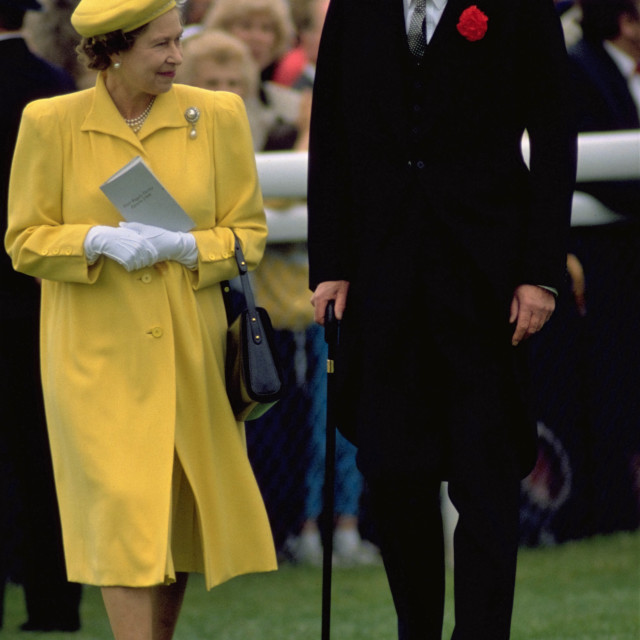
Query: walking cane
xmin=322 ymin=300 xmax=339 ymax=640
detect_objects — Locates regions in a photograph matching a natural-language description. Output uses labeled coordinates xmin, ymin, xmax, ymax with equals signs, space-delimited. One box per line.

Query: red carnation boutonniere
xmin=457 ymin=5 xmax=488 ymax=41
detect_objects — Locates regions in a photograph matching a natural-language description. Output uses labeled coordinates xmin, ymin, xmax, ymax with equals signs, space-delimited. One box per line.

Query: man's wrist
xmin=537 ymin=285 xmax=558 ymax=297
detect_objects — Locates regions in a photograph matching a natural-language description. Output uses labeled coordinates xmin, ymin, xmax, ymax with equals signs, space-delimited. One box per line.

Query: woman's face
xmin=192 ymin=59 xmax=248 ymax=98
xmin=114 ymin=9 xmax=184 ymax=96
xmin=228 ymin=12 xmax=277 ymax=71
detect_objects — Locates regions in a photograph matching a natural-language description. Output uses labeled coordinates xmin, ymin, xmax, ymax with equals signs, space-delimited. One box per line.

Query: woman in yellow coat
xmin=4 ymin=1 xmax=276 ymax=637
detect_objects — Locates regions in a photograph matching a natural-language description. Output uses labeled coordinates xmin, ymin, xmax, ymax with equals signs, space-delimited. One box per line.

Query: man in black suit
xmin=307 ymin=0 xmax=576 ymax=638
xmin=0 ymin=0 xmax=80 ymax=631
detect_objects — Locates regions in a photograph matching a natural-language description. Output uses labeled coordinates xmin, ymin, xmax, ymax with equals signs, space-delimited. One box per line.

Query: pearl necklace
xmin=124 ymin=96 xmax=156 ymax=133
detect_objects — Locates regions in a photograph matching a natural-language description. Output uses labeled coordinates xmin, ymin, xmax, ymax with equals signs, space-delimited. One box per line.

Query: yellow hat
xmin=71 ymin=0 xmax=177 ymax=37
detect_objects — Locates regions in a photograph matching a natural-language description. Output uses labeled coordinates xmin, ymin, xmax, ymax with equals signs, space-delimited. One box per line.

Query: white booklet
xmin=100 ymin=156 xmax=195 ymax=232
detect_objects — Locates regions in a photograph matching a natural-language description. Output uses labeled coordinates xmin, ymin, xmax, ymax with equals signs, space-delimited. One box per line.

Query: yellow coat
xmin=5 ymin=75 xmax=277 ymax=588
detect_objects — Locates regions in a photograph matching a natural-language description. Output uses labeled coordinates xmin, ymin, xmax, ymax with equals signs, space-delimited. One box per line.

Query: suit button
xmin=417 ymin=161 xmax=425 ymax=169
xmin=151 ymin=327 xmax=163 ymax=338
xmin=412 ymin=126 xmax=419 ymax=134
xmin=141 ymin=273 xmax=152 ymax=283
xmin=412 ymin=104 xmax=421 ymax=113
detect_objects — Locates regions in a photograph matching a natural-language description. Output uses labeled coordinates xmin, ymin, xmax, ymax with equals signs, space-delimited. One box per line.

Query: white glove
xmin=120 ymin=222 xmax=198 ymax=269
xmin=84 ymin=225 xmax=159 ymax=272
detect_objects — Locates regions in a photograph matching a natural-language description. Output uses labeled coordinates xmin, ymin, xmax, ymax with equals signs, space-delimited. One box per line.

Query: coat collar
xmin=81 ymin=73 xmax=188 ymax=151
xmin=427 ymin=0 xmax=470 ymax=52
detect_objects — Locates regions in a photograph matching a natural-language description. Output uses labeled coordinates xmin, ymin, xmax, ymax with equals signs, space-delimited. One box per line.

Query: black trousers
xmin=0 ymin=307 xmax=82 ymax=630
xmin=368 ymin=453 xmax=521 ymax=640
xmin=340 ymin=193 xmax=534 ymax=639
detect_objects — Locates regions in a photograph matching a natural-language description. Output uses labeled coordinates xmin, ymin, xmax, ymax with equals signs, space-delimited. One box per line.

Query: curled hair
xmin=178 ymin=29 xmax=259 ymax=97
xmin=203 ymin=0 xmax=294 ymax=62
xmin=75 ymin=24 xmax=147 ymax=71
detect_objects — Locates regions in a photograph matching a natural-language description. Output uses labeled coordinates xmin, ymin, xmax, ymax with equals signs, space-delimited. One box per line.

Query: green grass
xmin=2 ymin=531 xmax=638 ymax=639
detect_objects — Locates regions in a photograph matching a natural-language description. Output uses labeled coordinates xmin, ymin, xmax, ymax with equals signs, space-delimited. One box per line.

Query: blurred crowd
xmin=1 ymin=0 xmax=639 ymax=633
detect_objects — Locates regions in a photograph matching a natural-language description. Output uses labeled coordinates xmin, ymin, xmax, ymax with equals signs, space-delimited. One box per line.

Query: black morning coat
xmin=307 ymin=0 xmax=577 ymax=483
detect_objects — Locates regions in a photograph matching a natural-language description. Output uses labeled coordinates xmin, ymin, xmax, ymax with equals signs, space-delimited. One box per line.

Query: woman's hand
xmin=84 ymin=225 xmax=158 ymax=271
xmin=120 ymin=222 xmax=198 ymax=268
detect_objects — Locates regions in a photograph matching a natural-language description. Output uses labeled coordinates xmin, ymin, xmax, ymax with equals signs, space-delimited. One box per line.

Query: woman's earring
xmin=113 ymin=61 xmax=121 ymax=70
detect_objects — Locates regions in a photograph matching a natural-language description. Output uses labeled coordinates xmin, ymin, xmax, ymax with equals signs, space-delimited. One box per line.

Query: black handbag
xmin=223 ymin=234 xmax=283 ymax=421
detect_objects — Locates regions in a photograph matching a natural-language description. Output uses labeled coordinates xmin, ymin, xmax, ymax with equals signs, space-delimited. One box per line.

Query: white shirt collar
xmin=0 ymin=32 xmax=24 ymax=43
xmin=603 ymin=40 xmax=637 ymax=80
xmin=404 ymin=0 xmax=447 ymax=10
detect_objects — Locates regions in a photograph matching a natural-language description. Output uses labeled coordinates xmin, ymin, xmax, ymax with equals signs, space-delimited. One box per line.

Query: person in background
xmin=178 ymin=20 xmax=377 ymax=566
xmin=178 ymin=28 xmax=258 ymax=98
xmin=182 ymin=0 xmax=211 ymax=26
xmin=555 ymin=0 xmax=583 ymax=46
xmin=307 ymin=0 xmax=576 ymax=638
xmin=24 ymin=0 xmax=96 ymax=89
xmin=5 ymin=1 xmax=277 ymax=638
xmin=291 ymin=0 xmax=328 ymax=91
xmin=178 ymin=29 xmax=272 ymax=146
xmin=203 ymin=0 xmax=292 ymax=79
xmin=564 ymin=0 xmax=640 ymax=535
xmin=270 ymin=0 xmax=309 ymax=87
xmin=179 ymin=0 xmax=211 ymax=38
xmin=202 ymin=0 xmax=307 ymax=151
xmin=569 ymin=0 xmax=640 ymax=151
xmin=269 ymin=0 xmax=377 ymax=566
xmin=0 ymin=0 xmax=80 ymax=631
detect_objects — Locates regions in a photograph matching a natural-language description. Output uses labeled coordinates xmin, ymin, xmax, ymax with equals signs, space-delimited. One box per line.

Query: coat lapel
xmin=418 ymin=0 xmax=489 ymax=138
xmin=374 ymin=0 xmax=415 ymax=147
xmin=427 ymin=0 xmax=468 ymax=51
xmin=363 ymin=0 xmax=475 ymax=151
xmin=81 ymin=73 xmax=189 ymax=152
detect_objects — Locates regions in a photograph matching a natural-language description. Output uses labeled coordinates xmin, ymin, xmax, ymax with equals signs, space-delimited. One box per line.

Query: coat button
xmin=417 ymin=160 xmax=425 ymax=169
xmin=151 ymin=327 xmax=163 ymax=338
xmin=141 ymin=273 xmax=152 ymax=283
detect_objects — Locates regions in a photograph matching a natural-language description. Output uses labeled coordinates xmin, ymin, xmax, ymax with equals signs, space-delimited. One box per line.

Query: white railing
xmin=256 ymin=130 xmax=640 ymax=240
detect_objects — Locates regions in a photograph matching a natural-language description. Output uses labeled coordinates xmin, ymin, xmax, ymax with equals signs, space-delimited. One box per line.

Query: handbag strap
xmin=231 ymin=233 xmax=264 ymax=345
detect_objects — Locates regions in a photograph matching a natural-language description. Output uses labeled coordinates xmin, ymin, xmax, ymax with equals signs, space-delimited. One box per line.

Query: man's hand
xmin=311 ymin=280 xmax=350 ymax=324
xmin=509 ymin=284 xmax=555 ymax=346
